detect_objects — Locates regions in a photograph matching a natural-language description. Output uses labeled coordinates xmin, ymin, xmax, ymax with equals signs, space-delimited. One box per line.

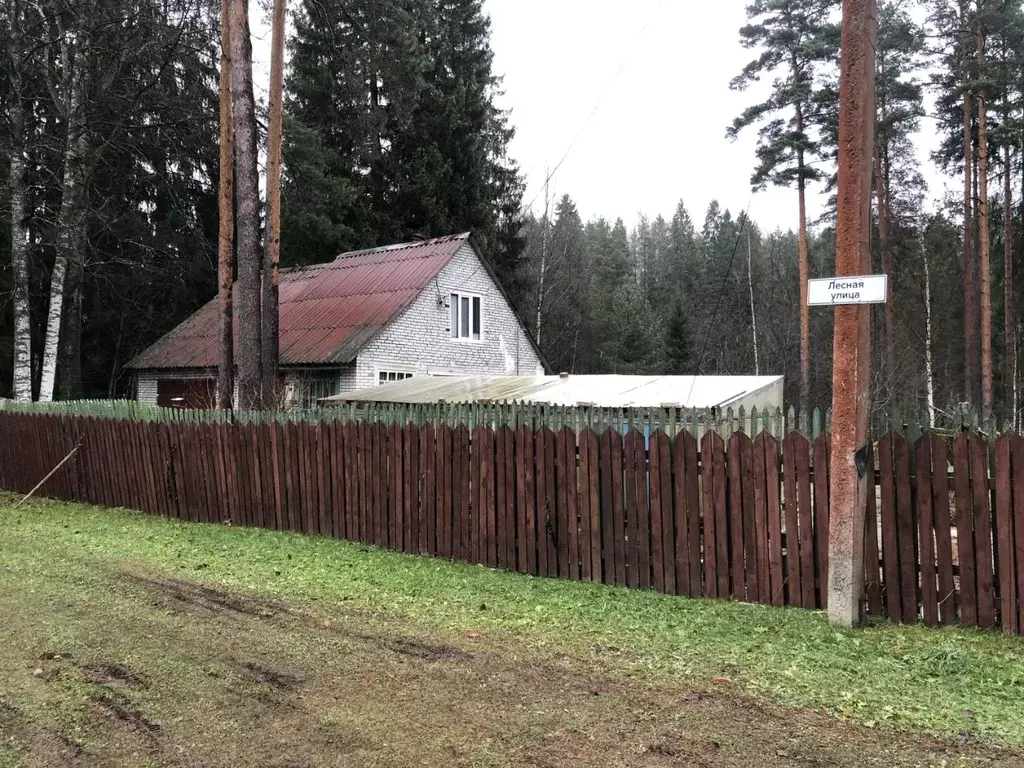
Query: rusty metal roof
xmin=129 ymin=233 xmax=470 ymax=370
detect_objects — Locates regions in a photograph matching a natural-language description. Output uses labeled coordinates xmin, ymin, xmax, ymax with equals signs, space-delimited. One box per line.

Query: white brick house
xmin=128 ymin=233 xmax=546 ymax=409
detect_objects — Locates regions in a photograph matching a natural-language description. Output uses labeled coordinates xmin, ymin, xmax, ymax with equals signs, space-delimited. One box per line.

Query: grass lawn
xmin=1 ymin=492 xmax=1023 ymax=766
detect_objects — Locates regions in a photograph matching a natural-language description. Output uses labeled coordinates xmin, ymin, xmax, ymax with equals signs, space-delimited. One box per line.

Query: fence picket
xmin=701 ymin=431 xmax=719 ymax=599
xmin=995 ymin=436 xmax=1015 ymax=634
xmin=813 ymin=435 xmax=830 ymax=608
xmin=863 ymin=441 xmax=883 ymax=617
xmin=930 ymin=435 xmax=956 ymax=625
xmin=1012 ymin=436 xmax=1024 ymax=633
xmin=727 ymin=433 xmax=746 ymax=600
xmin=953 ymin=434 xmax=978 ymax=626
xmin=894 ymin=433 xmax=917 ymax=624
xmin=971 ymin=433 xmax=996 ymax=629
xmin=782 ymin=433 xmax=803 ymax=608
xmin=878 ymin=434 xmax=902 ymax=622
xmin=916 ymin=434 xmax=939 ymax=627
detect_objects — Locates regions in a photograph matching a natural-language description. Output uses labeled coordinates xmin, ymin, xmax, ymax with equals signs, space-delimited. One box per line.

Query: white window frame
xmin=377 ymin=367 xmax=415 ymax=385
xmin=450 ymin=290 xmax=483 ymax=342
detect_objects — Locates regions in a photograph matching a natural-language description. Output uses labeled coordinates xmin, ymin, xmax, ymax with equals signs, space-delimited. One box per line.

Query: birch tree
xmin=4 ymin=0 xmax=32 ymax=401
xmin=38 ymin=6 xmax=91 ymax=402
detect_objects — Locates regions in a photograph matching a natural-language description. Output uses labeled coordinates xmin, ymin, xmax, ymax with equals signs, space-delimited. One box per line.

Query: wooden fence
xmin=1 ymin=411 xmax=1022 ymax=634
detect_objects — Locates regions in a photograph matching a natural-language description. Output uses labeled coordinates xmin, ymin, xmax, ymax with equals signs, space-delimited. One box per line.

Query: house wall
xmin=136 ymin=370 xmax=215 ymax=406
xmin=137 ymin=366 xmax=357 ymax=409
xmin=349 ymin=242 xmax=544 ymax=392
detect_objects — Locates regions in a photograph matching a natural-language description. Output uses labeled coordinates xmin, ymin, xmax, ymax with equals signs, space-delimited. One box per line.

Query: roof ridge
xmin=334 ymin=231 xmax=470 ymax=262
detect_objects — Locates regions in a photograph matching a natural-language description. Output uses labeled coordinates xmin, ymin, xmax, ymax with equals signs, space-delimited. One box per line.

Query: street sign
xmin=807 ymin=274 xmax=888 ymax=306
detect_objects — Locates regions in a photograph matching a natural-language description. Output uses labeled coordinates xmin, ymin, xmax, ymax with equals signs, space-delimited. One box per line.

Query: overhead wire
xmin=521 ymin=0 xmax=669 ymax=215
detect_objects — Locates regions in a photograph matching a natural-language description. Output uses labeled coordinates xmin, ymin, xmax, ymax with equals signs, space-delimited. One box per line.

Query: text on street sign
xmin=807 ymin=274 xmax=888 ymax=306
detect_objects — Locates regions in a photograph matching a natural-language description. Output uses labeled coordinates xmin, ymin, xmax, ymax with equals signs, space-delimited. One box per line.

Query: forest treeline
xmin=1 ymin=0 xmax=1022 ymax=422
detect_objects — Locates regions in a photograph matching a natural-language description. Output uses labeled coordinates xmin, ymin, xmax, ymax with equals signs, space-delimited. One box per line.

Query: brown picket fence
xmin=1 ymin=411 xmax=1022 ymax=634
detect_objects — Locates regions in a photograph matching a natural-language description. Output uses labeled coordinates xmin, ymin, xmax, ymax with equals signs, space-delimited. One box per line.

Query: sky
xmin=484 ymin=0 xmax=951 ymax=232
xmin=250 ymin=0 xmax=954 ymax=234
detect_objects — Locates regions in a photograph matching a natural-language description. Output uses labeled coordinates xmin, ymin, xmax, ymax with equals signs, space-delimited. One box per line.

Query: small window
xmin=450 ymin=292 xmax=482 ymax=341
xmin=298 ymin=374 xmax=338 ymax=410
xmin=379 ymin=370 xmax=414 ymax=385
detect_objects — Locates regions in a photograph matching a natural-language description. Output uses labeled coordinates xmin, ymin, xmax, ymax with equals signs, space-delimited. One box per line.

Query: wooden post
xmin=828 ymin=0 xmax=877 ymax=627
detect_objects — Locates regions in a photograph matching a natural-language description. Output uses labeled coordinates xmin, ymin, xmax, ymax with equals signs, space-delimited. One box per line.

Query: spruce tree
xmin=664 ymin=303 xmax=694 ymax=375
xmin=283 ymin=0 xmax=525 ymax=296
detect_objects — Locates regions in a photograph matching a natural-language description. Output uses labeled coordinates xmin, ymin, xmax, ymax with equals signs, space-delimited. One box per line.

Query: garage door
xmin=156 ymin=378 xmax=217 ymax=409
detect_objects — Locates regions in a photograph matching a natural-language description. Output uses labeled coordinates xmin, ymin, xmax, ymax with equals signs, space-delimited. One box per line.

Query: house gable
xmin=351 ymin=241 xmax=544 ymax=390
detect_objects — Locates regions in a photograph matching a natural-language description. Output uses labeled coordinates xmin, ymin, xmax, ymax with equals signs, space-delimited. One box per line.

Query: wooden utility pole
xmin=262 ymin=0 xmax=286 ymax=407
xmin=217 ymin=0 xmax=235 ymax=410
xmin=828 ymin=0 xmax=877 ymax=628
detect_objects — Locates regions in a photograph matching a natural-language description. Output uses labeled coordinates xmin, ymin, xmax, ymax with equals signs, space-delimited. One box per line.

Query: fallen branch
xmin=14 ymin=440 xmax=83 ymax=509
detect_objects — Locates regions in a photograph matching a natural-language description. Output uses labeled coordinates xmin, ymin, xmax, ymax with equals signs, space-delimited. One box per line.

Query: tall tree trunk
xmin=792 ymin=61 xmax=811 ymax=408
xmin=56 ymin=254 xmax=83 ymax=399
xmin=217 ymin=0 xmax=235 ymax=411
xmin=1004 ymin=143 xmax=1015 ymax=425
xmin=922 ymin=227 xmax=936 ymax=428
xmin=8 ymin=50 xmax=32 ymax=402
xmin=39 ymin=47 xmax=86 ymax=403
xmin=961 ymin=13 xmax=977 ymax=407
xmin=976 ymin=20 xmax=992 ymax=420
xmin=262 ymin=0 xmax=286 ymax=407
xmin=874 ymin=150 xmax=894 ymax=377
xmin=229 ymin=0 xmax=262 ymax=409
xmin=797 ymin=171 xmax=811 ymax=408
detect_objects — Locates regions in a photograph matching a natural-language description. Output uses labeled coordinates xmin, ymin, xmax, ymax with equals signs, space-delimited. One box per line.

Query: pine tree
xmin=728 ymin=0 xmax=839 ymax=408
xmin=229 ymin=0 xmax=263 ymax=409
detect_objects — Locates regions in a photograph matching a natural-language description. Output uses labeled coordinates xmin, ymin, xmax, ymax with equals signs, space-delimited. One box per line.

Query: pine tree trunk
xmin=262 ymin=0 xmax=286 ymax=407
xmin=1004 ymin=143 xmax=1015 ymax=424
xmin=797 ymin=169 xmax=811 ymax=409
xmin=8 ymin=67 xmax=32 ymax=402
xmin=217 ymin=0 xmax=235 ymax=411
xmin=961 ymin=19 xmax=977 ymax=407
xmin=977 ymin=22 xmax=993 ymax=420
xmin=229 ymin=0 xmax=262 ymax=409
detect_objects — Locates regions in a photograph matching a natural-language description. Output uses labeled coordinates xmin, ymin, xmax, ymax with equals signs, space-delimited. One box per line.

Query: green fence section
xmin=0 ymin=396 xmax=1002 ymax=439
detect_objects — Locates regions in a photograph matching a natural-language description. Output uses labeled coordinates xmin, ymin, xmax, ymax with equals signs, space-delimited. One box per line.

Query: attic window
xmin=450 ymin=292 xmax=482 ymax=341
xmin=379 ymin=370 xmax=413 ymax=385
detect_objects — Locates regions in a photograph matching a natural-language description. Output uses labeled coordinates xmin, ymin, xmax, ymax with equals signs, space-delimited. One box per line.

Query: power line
xmin=522 ymin=0 xmax=669 ymax=214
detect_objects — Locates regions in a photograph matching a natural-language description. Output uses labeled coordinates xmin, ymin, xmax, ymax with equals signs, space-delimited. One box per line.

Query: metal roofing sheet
xmin=129 ymin=233 xmax=470 ymax=369
xmin=325 ymin=374 xmax=785 ymax=409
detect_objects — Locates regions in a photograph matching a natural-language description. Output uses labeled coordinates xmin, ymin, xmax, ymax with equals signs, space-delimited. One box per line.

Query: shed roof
xmin=129 ymin=233 xmax=472 ymax=370
xmin=325 ymin=374 xmax=784 ymax=409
